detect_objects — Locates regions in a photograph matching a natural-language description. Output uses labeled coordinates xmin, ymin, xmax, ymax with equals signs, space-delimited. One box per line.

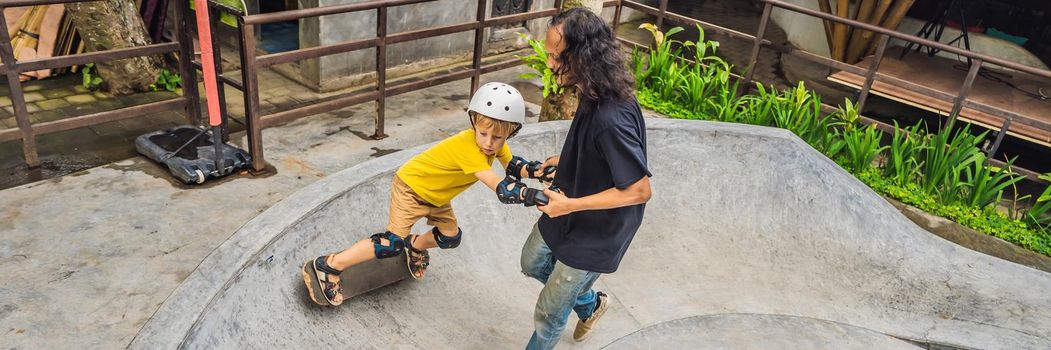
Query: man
xmin=521 ymin=8 xmax=652 ymax=349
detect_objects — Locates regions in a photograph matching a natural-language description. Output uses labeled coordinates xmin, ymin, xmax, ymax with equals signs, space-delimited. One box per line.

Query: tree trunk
xmin=539 ymin=1 xmax=599 ymax=122
xmin=539 ymin=86 xmax=579 ymax=122
xmin=561 ymin=0 xmax=603 ymax=13
xmin=67 ymin=0 xmax=162 ymax=95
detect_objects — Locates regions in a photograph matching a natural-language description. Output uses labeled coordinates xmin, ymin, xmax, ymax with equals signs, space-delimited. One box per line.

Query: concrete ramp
xmin=131 ymin=119 xmax=1051 ymax=349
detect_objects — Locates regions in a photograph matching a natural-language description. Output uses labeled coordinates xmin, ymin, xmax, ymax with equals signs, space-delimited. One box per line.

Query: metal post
xmin=948 ymin=58 xmax=982 ymax=124
xmin=174 ymin=0 xmax=202 ymax=125
xmin=987 ymin=117 xmax=1011 ymax=157
xmin=237 ymin=18 xmax=265 ymax=172
xmin=740 ymin=2 xmax=772 ymax=94
xmin=208 ymin=4 xmax=230 ymax=141
xmin=470 ymin=0 xmax=486 ymax=96
xmin=855 ymin=34 xmax=889 ymax=113
xmin=373 ymin=6 xmax=389 ymax=139
xmin=0 ymin=8 xmax=39 ymax=167
xmin=656 ymin=0 xmax=668 ymax=29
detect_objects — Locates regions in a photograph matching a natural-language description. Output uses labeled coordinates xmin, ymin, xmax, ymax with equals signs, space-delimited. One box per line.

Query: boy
xmin=303 ymin=82 xmax=553 ymax=306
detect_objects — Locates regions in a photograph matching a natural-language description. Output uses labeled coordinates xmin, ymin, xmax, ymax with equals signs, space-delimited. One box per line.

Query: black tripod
xmin=900 ymin=0 xmax=976 ymax=65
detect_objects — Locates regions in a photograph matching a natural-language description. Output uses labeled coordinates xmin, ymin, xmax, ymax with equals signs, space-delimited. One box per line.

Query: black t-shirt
xmin=537 ymin=97 xmax=651 ymax=273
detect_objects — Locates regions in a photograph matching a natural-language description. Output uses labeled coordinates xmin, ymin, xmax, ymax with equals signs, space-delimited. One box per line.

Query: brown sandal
xmin=302 ymin=255 xmax=344 ymax=306
xmin=406 ymin=235 xmax=430 ymax=279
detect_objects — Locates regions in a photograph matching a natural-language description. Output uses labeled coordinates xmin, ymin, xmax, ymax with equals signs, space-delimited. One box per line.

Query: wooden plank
xmin=817 ymin=0 xmax=833 ymax=52
xmin=844 ymin=0 xmax=878 ymax=64
xmin=4 ymin=8 xmax=29 ymax=36
xmin=850 ymin=0 xmax=892 ymax=64
xmin=831 ymin=0 xmax=849 ymax=61
xmin=828 ymin=47 xmax=1051 ymax=147
xmin=24 ymin=4 xmax=62 ymax=79
xmin=867 ymin=0 xmax=915 ymax=56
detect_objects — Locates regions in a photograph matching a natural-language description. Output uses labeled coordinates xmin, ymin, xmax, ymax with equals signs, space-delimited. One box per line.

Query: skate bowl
xmin=130 ymin=119 xmax=1051 ymax=349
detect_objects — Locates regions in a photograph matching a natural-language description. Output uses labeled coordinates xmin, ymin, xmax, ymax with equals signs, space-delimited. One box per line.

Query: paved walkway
xmin=0 ymin=74 xmax=185 ymax=190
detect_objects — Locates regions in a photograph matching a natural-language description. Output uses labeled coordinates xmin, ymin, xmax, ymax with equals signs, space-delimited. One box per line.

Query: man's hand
xmin=538 ymin=156 xmax=559 ymax=183
xmin=538 ymin=176 xmax=651 ymax=217
xmin=541 ymin=155 xmax=559 ymax=170
xmin=537 ymin=187 xmax=575 ymax=218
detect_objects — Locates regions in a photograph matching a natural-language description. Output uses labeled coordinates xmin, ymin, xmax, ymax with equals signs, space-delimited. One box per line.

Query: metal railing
xmin=8 ymin=0 xmax=1045 ymax=179
xmin=0 ymin=0 xmax=202 ymax=167
xmin=613 ymin=0 xmax=1051 ymax=181
xmin=207 ymin=0 xmax=619 ymax=172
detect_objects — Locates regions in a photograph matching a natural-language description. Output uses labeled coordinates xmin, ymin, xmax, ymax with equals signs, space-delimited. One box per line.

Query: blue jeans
xmin=520 ymin=223 xmax=601 ymax=350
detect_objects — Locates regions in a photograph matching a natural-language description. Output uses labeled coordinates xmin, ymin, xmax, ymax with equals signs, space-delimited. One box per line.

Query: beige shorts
xmin=386 ymin=174 xmax=458 ymax=237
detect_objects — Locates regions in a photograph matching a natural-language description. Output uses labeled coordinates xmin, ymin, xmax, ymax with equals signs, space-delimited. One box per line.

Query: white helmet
xmin=468 ymin=82 xmax=525 ymax=137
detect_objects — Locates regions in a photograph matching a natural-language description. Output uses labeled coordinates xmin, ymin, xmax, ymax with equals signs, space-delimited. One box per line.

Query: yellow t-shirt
xmin=396 ymin=129 xmax=512 ymax=207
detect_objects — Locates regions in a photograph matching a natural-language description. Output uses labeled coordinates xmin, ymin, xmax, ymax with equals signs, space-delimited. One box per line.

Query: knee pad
xmin=431 ymin=227 xmax=462 ymax=249
xmin=370 ymin=231 xmax=405 ymax=259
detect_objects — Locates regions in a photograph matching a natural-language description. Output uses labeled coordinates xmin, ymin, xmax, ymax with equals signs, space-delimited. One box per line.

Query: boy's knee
xmin=431 ymin=227 xmax=462 ymax=249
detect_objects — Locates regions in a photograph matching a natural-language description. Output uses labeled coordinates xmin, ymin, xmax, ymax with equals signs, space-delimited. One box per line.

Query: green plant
xmin=919 ymin=120 xmax=986 ymax=203
xmin=782 ymin=92 xmax=847 ymax=158
xmin=883 ymin=121 xmax=926 ymax=186
xmin=628 ymin=22 xmax=1051 ymax=258
xmin=632 ymin=23 xmax=744 ymax=122
xmin=1025 ymin=173 xmax=1051 ymax=229
xmin=1006 ymin=180 xmax=1032 ymax=221
xmin=637 ymin=87 xmax=697 ymax=119
xmin=675 ymin=25 xmax=732 ymax=117
xmin=960 ymin=155 xmax=1025 ymax=209
xmin=771 ymin=83 xmax=821 ymax=139
xmin=856 ymin=168 xmax=1051 ymax=257
xmin=841 ymin=123 xmax=887 ymax=173
xmin=637 ymin=24 xmax=688 ymax=91
xmin=834 ymin=98 xmax=860 ymax=128
xmin=739 ymin=84 xmax=775 ymax=126
xmin=655 ymin=60 xmax=684 ymax=99
xmin=517 ymin=35 xmax=563 ymax=98
xmin=81 ymin=63 xmax=103 ymax=90
xmin=150 ymin=69 xmax=182 ymax=92
xmin=631 ymin=46 xmax=647 ymax=88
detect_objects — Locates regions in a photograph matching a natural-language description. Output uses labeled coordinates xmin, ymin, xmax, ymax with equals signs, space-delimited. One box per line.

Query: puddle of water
xmin=105 ymin=159 xmax=276 ymax=190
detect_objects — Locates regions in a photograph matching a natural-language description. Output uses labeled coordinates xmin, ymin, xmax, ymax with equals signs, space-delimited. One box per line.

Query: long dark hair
xmin=550 ymin=8 xmax=635 ymax=102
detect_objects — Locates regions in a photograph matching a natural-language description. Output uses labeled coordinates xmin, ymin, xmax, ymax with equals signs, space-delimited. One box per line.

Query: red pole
xmin=193 ymin=0 xmax=222 ymax=127
xmin=193 ymin=0 xmax=228 ymax=176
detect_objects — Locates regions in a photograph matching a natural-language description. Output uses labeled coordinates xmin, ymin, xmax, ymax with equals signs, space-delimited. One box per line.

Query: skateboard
xmin=302 ymin=246 xmax=428 ymax=306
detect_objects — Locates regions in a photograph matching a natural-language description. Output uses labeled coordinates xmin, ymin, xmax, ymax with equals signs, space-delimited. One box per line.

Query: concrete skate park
xmin=129 ymin=119 xmax=1051 ymax=349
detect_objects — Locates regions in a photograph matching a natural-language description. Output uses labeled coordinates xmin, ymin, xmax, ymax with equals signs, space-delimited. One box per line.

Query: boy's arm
xmin=505 ymin=155 xmax=559 ymax=183
xmin=538 ymin=176 xmax=651 ymax=218
xmin=475 ymin=169 xmax=504 ymax=191
xmin=476 ymin=169 xmax=548 ymax=206
xmin=498 ymin=159 xmax=530 ymax=180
